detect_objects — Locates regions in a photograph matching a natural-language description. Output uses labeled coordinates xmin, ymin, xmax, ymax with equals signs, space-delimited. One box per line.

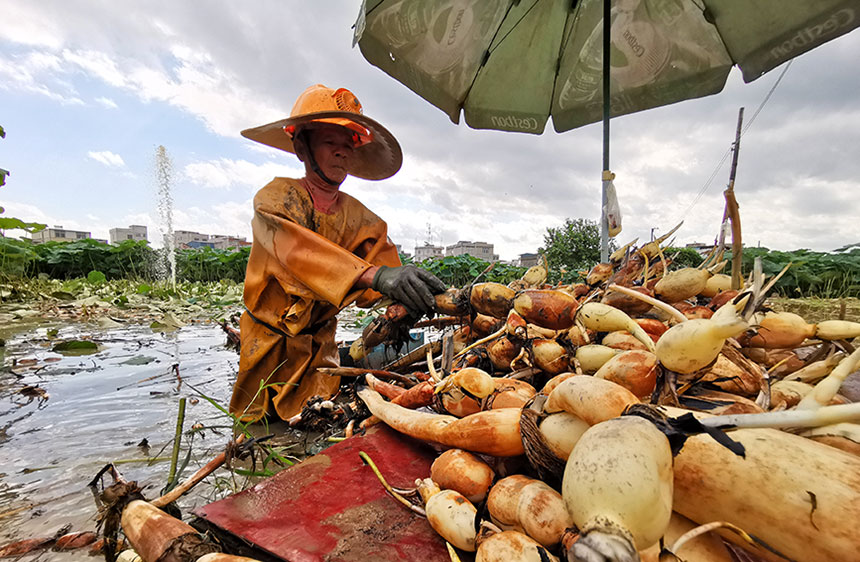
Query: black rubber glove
xmin=371 ymin=265 xmax=447 ymax=316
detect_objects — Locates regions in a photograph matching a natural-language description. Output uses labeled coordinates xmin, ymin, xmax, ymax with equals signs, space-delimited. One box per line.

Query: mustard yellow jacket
xmin=229 ymin=177 xmax=400 ymax=421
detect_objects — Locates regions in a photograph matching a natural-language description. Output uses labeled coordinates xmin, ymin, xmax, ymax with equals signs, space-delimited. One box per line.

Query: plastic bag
xmin=604 ymin=179 xmax=622 ymax=237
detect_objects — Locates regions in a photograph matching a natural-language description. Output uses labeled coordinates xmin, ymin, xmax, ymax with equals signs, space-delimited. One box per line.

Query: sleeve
xmin=352 ymin=235 xmax=402 ymax=308
xmin=251 ymin=208 xmax=374 ymax=309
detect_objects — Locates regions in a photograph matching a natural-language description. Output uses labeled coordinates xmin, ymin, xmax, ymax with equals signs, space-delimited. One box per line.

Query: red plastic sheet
xmin=195 ymin=425 xmax=448 ymax=561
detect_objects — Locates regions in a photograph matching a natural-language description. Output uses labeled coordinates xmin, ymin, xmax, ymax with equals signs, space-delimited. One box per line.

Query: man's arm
xmin=354 ymin=265 xmax=380 ymax=290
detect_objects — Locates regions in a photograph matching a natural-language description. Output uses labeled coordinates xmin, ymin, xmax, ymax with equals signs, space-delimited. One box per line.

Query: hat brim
xmin=241 ymin=111 xmax=402 ymax=181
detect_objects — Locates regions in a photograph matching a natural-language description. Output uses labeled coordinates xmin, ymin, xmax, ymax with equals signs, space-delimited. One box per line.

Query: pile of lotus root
xmin=73 ymin=235 xmax=859 ymax=562
xmin=348 ymin=234 xmax=860 ymax=562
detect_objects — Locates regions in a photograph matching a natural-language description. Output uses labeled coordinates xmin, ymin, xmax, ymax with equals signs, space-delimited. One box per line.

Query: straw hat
xmin=241 ymin=84 xmax=402 ymax=180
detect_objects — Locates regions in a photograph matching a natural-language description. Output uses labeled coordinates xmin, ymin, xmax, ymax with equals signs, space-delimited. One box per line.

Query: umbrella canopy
xmin=355 ymin=0 xmax=860 ymax=134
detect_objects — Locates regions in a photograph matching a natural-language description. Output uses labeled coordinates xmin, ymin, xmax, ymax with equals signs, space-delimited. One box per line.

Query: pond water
xmin=0 ymin=320 xmax=253 ymax=559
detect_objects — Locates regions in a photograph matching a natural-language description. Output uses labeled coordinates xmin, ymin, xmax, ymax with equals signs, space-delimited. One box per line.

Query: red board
xmin=195 ymin=426 xmax=449 ymax=561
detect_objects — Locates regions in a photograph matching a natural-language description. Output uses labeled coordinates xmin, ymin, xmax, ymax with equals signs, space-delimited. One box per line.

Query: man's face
xmin=305 ymin=124 xmax=355 ymax=184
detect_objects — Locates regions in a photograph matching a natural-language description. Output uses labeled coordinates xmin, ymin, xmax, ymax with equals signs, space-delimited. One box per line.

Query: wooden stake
xmin=165 ymin=398 xmax=186 ymax=491
xmin=151 ymin=434 xmax=246 ymax=508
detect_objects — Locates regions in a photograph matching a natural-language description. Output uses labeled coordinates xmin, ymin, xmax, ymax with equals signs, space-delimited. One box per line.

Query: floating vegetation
xmin=0 ymin=278 xmax=244 ymax=326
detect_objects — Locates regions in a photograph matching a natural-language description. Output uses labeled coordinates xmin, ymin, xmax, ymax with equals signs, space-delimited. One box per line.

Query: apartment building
xmin=173 ymin=230 xmax=210 ymax=247
xmin=31 ymin=226 xmax=91 ymax=244
xmin=208 ymin=235 xmax=251 ymax=250
xmin=414 ymin=244 xmax=444 ymax=262
xmin=170 ymin=230 xmax=249 ymax=250
xmin=517 ymin=253 xmax=541 ymax=267
xmin=445 ymin=240 xmax=498 ymax=262
xmin=109 ymin=225 xmax=148 ymax=244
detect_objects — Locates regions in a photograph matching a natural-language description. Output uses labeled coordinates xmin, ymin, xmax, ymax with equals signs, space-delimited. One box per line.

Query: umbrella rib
xmin=484 ymin=0 xmax=542 ymax=61
xmin=544 ymin=1 xmax=585 ymax=128
xmin=462 ymin=0 xmax=564 ymax=115
xmin=459 ymin=0 xmax=521 ymax=104
xmin=363 ymin=1 xmax=382 ymax=17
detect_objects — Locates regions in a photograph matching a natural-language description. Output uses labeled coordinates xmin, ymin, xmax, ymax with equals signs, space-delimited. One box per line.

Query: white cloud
xmin=142 ymin=46 xmax=282 ymax=137
xmin=57 ymin=43 xmax=284 ymax=137
xmin=208 ymin=200 xmax=253 ymax=240
xmin=0 ymin=51 xmax=84 ymax=104
xmin=2 ymin=2 xmax=859 ymax=261
xmin=62 ymin=49 xmax=128 ymax=88
xmin=183 ymin=158 xmax=301 ymax=190
xmin=1 ymin=33 xmax=283 ymax=140
xmin=95 ymin=96 xmax=118 ymax=109
xmin=0 ymin=200 xmax=52 ymax=225
xmin=0 ymin=2 xmax=63 ymax=49
xmin=88 ymin=151 xmax=125 ymax=168
xmin=0 ymin=199 xmax=88 ymax=239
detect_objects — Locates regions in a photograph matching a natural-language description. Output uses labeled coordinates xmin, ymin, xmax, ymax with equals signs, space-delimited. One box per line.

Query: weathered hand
xmin=371 ymin=265 xmax=446 ymax=315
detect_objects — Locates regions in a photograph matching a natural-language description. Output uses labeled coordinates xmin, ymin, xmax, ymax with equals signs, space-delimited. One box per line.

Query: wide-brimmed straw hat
xmin=241 ymin=84 xmax=402 ymax=180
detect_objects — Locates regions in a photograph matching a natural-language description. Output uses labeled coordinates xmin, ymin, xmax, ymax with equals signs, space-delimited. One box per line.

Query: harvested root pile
xmin=348 ymin=241 xmax=860 ymax=562
xmin=88 ymin=240 xmax=860 ymax=562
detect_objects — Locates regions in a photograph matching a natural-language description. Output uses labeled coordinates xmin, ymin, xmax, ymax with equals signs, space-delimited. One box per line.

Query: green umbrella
xmin=354 ymin=0 xmax=859 ymax=256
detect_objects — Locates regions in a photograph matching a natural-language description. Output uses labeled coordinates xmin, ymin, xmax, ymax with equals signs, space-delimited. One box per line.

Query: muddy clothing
xmin=229 ymin=177 xmax=400 ymax=421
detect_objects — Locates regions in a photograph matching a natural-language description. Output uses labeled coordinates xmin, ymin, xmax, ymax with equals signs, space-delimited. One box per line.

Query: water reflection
xmin=0 ymin=322 xmax=238 ymax=559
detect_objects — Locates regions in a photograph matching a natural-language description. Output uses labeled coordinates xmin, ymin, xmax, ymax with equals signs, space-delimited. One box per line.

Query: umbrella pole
xmin=600 ymin=0 xmax=611 ymax=263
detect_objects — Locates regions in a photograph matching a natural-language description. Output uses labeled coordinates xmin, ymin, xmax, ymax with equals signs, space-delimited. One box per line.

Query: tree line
xmin=1 ymin=217 xmax=857 ymax=297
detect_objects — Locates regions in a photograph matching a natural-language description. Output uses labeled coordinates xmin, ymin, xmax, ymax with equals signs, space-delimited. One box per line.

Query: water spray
xmin=155 ymin=145 xmax=176 ymax=291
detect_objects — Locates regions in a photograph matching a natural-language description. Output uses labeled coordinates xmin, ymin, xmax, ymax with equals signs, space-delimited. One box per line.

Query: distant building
xmin=446 ymin=240 xmax=498 ymax=262
xmin=684 ymin=242 xmax=713 ymax=256
xmin=170 ymin=230 xmax=249 ymax=250
xmin=186 ymin=240 xmax=215 ymax=249
xmin=208 ymin=235 xmax=251 ymax=250
xmin=31 ymin=225 xmax=91 ymax=244
xmin=517 ymin=253 xmax=541 ymax=267
xmin=414 ymin=244 xmax=444 ymax=261
xmin=394 ymin=244 xmax=411 ymax=260
xmin=174 ymin=230 xmax=210 ymax=247
xmin=109 ymin=225 xmax=148 ymax=244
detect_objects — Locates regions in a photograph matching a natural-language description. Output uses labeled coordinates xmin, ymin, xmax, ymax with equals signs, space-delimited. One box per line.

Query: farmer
xmin=229 ymin=84 xmax=445 ymax=422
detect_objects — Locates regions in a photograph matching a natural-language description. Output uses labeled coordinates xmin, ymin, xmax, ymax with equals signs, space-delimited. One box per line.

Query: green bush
xmin=176 ymin=246 xmax=250 ymax=282
xmin=0 ymin=239 xmax=250 ymax=283
xmin=3 ymin=237 xmax=857 ymax=298
xmin=414 ymin=254 xmax=526 ymax=287
xmin=539 ymin=218 xmax=603 ymax=276
xmin=665 ymin=247 xmax=705 ymax=269
xmin=30 ymin=239 xmax=159 ymax=280
xmin=727 ymin=246 xmax=860 ymax=298
xmin=0 ymin=236 xmax=41 ymax=276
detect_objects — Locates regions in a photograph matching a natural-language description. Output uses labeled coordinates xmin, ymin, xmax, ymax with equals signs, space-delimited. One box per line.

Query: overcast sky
xmin=1 ymin=1 xmax=858 ymax=262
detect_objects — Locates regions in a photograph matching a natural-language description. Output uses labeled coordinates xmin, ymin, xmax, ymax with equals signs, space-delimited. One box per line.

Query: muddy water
xmin=0 ymin=321 xmax=242 ymax=559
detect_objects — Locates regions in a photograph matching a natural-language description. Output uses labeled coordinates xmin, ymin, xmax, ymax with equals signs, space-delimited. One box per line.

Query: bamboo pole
xmin=726 ymin=108 xmax=745 ymax=290
xmin=317 ymin=366 xmax=417 ymax=386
